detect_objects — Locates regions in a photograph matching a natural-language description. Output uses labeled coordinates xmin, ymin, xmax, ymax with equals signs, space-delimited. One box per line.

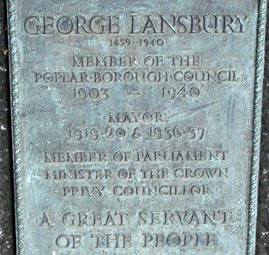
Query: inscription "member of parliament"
xmin=8 ymin=0 xmax=266 ymax=254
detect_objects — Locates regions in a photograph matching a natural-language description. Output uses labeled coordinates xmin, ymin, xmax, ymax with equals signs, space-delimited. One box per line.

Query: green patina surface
xmin=3 ymin=0 xmax=268 ymax=254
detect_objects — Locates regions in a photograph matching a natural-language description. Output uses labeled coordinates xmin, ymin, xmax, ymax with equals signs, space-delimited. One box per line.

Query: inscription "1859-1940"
xmin=8 ymin=0 xmax=266 ymax=254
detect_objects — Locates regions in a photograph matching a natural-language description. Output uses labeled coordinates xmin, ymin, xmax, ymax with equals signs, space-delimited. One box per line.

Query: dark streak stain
xmin=227 ymin=95 xmax=236 ymax=141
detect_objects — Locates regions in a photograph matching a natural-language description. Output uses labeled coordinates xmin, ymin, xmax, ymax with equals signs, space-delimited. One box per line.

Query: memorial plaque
xmin=7 ymin=0 xmax=267 ymax=254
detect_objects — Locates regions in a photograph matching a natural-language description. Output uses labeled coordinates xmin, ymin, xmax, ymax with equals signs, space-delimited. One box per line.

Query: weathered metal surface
xmin=7 ymin=0 xmax=267 ymax=254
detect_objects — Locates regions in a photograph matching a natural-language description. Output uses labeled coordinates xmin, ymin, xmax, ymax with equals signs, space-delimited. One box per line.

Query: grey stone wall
xmin=0 ymin=1 xmax=14 ymax=254
xmin=0 ymin=0 xmax=15 ymax=254
xmin=256 ymin=5 xmax=269 ymax=254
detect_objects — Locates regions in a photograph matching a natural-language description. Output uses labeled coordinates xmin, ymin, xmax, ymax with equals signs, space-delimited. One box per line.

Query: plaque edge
xmin=7 ymin=0 xmax=25 ymax=255
xmin=6 ymin=1 xmax=267 ymax=254
xmin=247 ymin=0 xmax=267 ymax=254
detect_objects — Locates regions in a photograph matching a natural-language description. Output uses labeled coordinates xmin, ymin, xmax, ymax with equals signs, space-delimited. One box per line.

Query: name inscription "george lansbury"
xmin=24 ymin=15 xmax=247 ymax=35
xmin=9 ymin=0 xmax=265 ymax=254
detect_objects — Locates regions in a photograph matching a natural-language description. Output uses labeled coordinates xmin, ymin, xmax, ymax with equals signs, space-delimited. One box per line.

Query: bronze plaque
xmin=7 ymin=0 xmax=267 ymax=254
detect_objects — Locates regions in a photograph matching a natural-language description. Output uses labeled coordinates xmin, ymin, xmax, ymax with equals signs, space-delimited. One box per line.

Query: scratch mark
xmin=169 ymin=101 xmax=217 ymax=120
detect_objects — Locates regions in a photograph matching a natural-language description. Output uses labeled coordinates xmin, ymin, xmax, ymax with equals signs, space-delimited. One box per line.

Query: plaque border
xmin=6 ymin=1 xmax=267 ymax=254
xmin=247 ymin=1 xmax=267 ymax=254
